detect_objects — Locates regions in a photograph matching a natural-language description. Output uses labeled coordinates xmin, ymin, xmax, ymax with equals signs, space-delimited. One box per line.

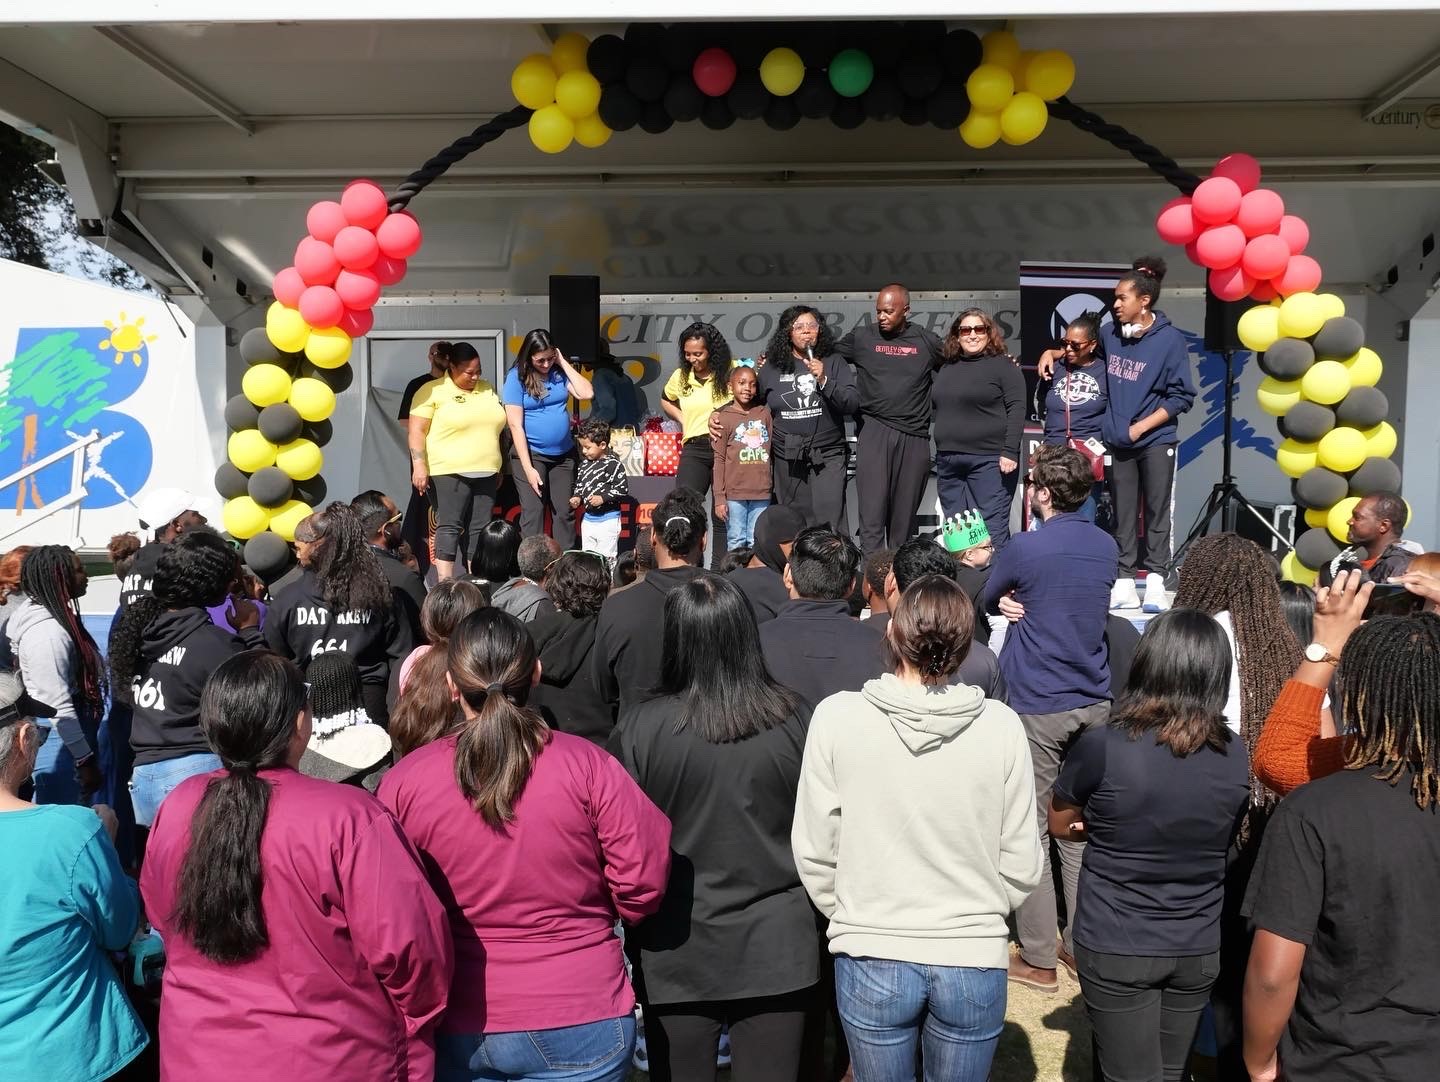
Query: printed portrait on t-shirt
xmin=781 ymin=373 xmax=820 ymax=412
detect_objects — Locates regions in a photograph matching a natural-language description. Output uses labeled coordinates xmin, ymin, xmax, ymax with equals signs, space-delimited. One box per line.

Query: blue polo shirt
xmin=502 ymin=366 xmax=573 ymax=457
xmin=983 ymin=512 xmax=1117 ymax=714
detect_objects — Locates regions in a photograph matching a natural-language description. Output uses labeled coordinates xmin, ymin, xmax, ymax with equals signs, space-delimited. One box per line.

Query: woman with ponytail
xmin=140 ymin=652 xmax=452 ymax=1081
xmin=792 ymin=575 xmax=1043 ymax=1082
xmin=380 ymin=608 xmax=671 ymax=1082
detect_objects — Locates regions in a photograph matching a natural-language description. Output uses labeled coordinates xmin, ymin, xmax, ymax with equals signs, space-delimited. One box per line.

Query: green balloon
xmin=828 ymin=48 xmax=874 ymax=98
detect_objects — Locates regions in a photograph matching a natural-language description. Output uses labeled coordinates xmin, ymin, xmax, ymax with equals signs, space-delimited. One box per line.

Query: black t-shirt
xmin=1243 ymin=768 xmax=1440 ymax=1080
xmin=398 ymin=373 xmax=438 ymax=421
xmin=119 ymin=541 xmax=165 ymax=610
xmin=1055 ymin=722 xmax=1249 ymax=956
xmin=835 ymin=322 xmax=943 ymax=438
xmin=931 ymin=354 xmax=1026 ymax=455
xmin=754 ymin=354 xmax=857 ymax=455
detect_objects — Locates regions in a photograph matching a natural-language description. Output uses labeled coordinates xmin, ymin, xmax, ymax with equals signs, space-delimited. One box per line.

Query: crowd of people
xmin=1 ymin=271 xmax=1437 ymax=1082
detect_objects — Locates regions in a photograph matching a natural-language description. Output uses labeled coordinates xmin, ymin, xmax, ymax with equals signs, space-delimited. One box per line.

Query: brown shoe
xmin=1008 ymin=955 xmax=1059 ymax=993
xmin=1057 ymin=947 xmax=1077 ymax=982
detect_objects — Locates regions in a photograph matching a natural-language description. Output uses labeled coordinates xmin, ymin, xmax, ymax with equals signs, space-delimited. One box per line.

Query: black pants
xmin=645 ymin=987 xmax=815 ymax=1082
xmin=431 ymin=473 xmax=497 ymax=562
xmin=513 ymin=447 xmax=577 ymax=547
xmin=675 ymin=436 xmax=728 ymax=571
xmin=855 ymin=420 xmax=931 ymax=553
xmin=1110 ymin=443 xmax=1176 ymax=576
xmin=774 ymin=447 xmax=847 ymax=532
xmin=1076 ymin=946 xmax=1219 ymax=1082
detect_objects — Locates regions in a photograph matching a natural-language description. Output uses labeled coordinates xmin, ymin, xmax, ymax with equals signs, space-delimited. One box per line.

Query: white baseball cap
xmin=136 ymin=488 xmax=202 ymax=535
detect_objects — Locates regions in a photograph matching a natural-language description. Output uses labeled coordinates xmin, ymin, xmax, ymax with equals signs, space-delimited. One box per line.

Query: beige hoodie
xmin=791 ymin=673 xmax=1043 ymax=968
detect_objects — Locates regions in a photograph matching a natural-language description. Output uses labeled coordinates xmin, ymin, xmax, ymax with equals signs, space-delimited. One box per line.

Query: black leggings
xmin=675 ymin=437 xmax=727 ymax=571
xmin=430 ymin=474 xmax=497 ymax=562
xmin=644 ymin=987 xmax=815 ymax=1082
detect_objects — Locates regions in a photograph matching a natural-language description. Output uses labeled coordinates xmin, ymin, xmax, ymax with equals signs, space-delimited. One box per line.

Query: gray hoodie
xmin=6 ymin=597 xmax=92 ymax=759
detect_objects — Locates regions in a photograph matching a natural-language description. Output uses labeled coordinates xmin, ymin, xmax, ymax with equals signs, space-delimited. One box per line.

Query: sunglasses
xmin=1062 ymin=340 xmax=1094 ymax=352
xmin=958 ymin=325 xmax=988 ymax=336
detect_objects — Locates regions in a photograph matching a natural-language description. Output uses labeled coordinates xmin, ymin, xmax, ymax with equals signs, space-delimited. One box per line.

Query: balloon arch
xmin=218 ymin=22 xmax=1399 ymax=586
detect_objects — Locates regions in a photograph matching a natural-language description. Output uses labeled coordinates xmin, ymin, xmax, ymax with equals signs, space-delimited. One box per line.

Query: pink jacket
xmin=141 ymin=769 xmax=453 ymax=1081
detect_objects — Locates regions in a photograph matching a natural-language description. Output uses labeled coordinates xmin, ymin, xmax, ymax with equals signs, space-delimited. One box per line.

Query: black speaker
xmin=549 ymin=275 xmax=601 ymax=365
xmin=1204 ymin=288 xmax=1246 ymax=353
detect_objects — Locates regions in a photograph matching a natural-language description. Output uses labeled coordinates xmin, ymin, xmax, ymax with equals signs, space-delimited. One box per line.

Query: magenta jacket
xmin=141 ymin=769 xmax=453 ymax=1081
xmin=380 ymin=729 xmax=671 ymax=1033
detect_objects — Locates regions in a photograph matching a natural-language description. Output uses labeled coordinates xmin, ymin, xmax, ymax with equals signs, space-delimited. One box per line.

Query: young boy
xmin=711 ymin=366 xmax=774 ymax=549
xmin=570 ymin=417 xmax=630 ymax=561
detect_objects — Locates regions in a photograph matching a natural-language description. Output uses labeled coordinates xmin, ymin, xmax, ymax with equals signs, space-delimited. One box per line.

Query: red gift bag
xmin=643 ymin=432 xmax=683 ymax=476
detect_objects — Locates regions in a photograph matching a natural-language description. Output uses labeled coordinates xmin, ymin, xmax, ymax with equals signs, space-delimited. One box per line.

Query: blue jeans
xmin=129 ymin=752 xmax=222 ymax=827
xmin=436 ymin=1015 xmax=635 ymax=1082
xmin=32 ymin=724 xmax=80 ymax=805
xmin=934 ymin=451 xmax=1018 ymax=548
xmin=725 ymin=499 xmax=770 ymax=549
xmin=834 ymin=956 xmax=1006 ymax=1082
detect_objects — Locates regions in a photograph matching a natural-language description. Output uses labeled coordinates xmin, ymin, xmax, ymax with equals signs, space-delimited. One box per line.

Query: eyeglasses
xmin=792 ymin=322 xmax=820 ymax=331
xmin=1062 ymin=340 xmax=1094 ymax=352
xmin=958 ymin=326 xmax=988 ymax=336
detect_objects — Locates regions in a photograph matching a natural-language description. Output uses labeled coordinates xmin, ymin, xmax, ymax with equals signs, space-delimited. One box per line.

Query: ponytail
xmin=651 ymin=488 xmax=708 ymax=559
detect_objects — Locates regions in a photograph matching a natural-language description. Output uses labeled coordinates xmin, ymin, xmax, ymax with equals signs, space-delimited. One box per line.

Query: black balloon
xmin=1312 ymin=316 xmax=1366 ymax=360
xmin=302 ymin=359 xmax=354 ymax=394
xmin=940 ymin=29 xmax=983 ymax=79
xmin=1335 ymin=386 xmax=1389 ymax=429
xmin=1295 ymin=528 xmax=1342 ymax=571
xmin=900 ymin=96 xmax=929 ymax=126
xmin=1293 ymin=467 xmax=1349 ymax=509
xmin=248 ymin=466 xmax=294 ymax=509
xmin=926 ymin=81 xmax=969 ymax=128
xmin=831 ymin=97 xmax=865 ymax=130
xmin=626 ymin=56 xmax=669 ymax=103
xmin=587 ymin=34 xmax=628 ymax=84
xmin=1278 ymin=401 xmax=1335 ymax=443
xmin=727 ymin=27 xmax=767 ymax=69
xmin=224 ymin=394 xmax=261 ymax=432
xmin=764 ymin=96 xmax=801 ymax=131
xmin=795 ymin=71 xmax=837 ymax=119
xmin=214 ymin=462 xmax=250 ymax=501
xmin=700 ymin=98 xmax=735 ymax=130
xmin=639 ymin=101 xmax=675 ymax=134
xmin=727 ymin=72 xmax=769 ymax=120
xmin=303 ymin=419 xmax=333 ymax=447
xmin=897 ymin=53 xmax=943 ymax=99
xmin=599 ymin=85 xmax=642 ymax=131
xmin=623 ymin=23 xmax=665 ymax=52
xmin=1259 ymin=337 xmax=1315 ymax=381
xmin=1348 ymin=456 xmax=1402 ymax=498
xmin=243 ymin=531 xmax=293 ymax=583
xmin=862 ymin=75 xmax=904 ymax=121
xmin=664 ymin=74 xmax=704 ymax=122
xmin=661 ymin=24 xmax=702 ymax=72
xmin=797 ymin=27 xmax=839 ymax=68
xmin=258 ymin=403 xmax=304 ymax=444
xmin=239 ymin=326 xmax=281 ymax=366
xmin=868 ymin=22 xmax=905 ymax=70
xmin=292 ymin=474 xmax=328 ymax=507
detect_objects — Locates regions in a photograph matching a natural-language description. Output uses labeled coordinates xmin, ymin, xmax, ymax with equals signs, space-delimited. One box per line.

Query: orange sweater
xmin=1253 ymin=679 xmax=1347 ymax=796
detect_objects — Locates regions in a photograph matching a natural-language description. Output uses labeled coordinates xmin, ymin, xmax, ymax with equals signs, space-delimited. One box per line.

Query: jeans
xmin=725 ymin=499 xmax=770 ymax=548
xmin=31 ymin=724 xmax=80 ymax=806
xmin=935 ymin=450 xmax=1019 ymax=549
xmin=129 ymin=752 xmax=223 ymax=827
xmin=436 ymin=1014 xmax=634 ymax=1082
xmin=834 ymin=956 xmax=1006 ymax=1082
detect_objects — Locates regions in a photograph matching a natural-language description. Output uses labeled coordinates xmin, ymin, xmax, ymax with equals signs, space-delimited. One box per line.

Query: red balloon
xmin=333 ymin=225 xmax=380 ymax=271
xmin=341 ymin=179 xmax=389 ymax=230
xmin=1194 ymin=223 xmax=1247 ymax=270
xmin=306 ymin=200 xmax=348 ymax=243
xmin=1277 ymin=214 xmax=1310 ymax=256
xmin=1191 ymin=176 xmax=1243 ymax=225
xmin=693 ymin=47 xmax=737 ymax=97
xmin=1275 ymin=254 xmax=1323 ymax=297
xmin=1234 ymin=188 xmax=1285 ymax=238
xmin=1209 ymin=264 xmax=1255 ymax=303
xmin=372 ymin=255 xmax=407 ymax=286
xmin=299 ymin=285 xmax=344 ymax=329
xmin=1155 ymin=197 xmax=1198 ymax=246
xmin=1241 ymin=234 xmax=1291 ymax=280
xmin=338 ymin=307 xmax=375 ymax=338
xmin=294 ymin=237 xmax=341 ymax=286
xmin=376 ymin=212 xmax=423 ymax=260
xmin=1210 ymin=152 xmax=1262 ymax=194
xmin=272 ymin=266 xmax=306 ymax=307
xmin=1184 ymin=239 xmax=1202 ymax=266
xmin=1250 ymin=279 xmax=1279 ymax=303
xmin=335 ymin=267 xmax=381 ymax=310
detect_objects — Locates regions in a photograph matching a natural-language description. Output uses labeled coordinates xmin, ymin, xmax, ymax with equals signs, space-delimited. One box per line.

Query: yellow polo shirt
xmin=663 ymin=368 xmax=732 ymax=441
xmin=409 ymin=376 xmax=507 ymax=475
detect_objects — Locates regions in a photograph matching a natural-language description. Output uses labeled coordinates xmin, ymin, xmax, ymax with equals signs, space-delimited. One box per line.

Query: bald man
xmin=835 ymin=284 xmax=945 ymax=552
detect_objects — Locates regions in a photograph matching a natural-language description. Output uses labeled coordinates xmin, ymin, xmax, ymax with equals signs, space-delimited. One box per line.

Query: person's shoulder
xmin=26 ymin=803 xmax=107 ymax=846
xmin=810 ymin=690 xmax=869 ymax=728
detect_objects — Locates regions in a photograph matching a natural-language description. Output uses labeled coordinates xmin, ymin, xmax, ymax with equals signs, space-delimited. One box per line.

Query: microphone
xmin=805 ymin=346 xmax=815 ymax=363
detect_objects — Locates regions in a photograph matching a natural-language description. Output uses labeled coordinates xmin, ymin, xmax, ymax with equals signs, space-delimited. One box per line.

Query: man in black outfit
xmin=835 ymin=284 xmax=944 ymax=552
xmin=123 ymin=488 xmax=210 ymax=609
xmin=350 ymin=490 xmax=426 ymax=641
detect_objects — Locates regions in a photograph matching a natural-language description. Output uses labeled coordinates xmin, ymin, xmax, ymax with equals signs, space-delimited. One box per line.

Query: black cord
xmin=1046 ymin=97 xmax=1203 ymax=196
xmin=387 ymin=106 xmax=534 ymax=212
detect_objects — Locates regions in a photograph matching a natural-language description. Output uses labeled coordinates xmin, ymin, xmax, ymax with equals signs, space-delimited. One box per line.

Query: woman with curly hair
xmin=529 ymin=550 xmax=613 ymax=745
xmin=391 ymin=579 xmax=488 ymax=757
xmin=662 ymin=321 xmax=733 ymax=569
xmin=265 ymin=503 xmax=415 ymax=726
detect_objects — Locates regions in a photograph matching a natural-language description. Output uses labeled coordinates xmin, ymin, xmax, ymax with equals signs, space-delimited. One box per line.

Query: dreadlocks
xmin=1339 ymin=613 xmax=1440 ymax=810
xmin=19 ymin=546 xmax=106 ymax=710
xmin=303 ymin=503 xmax=393 ymax=616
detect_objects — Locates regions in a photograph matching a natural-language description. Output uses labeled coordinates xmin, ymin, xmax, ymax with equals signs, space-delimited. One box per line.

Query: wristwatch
xmin=1303 ymin=642 xmax=1340 ymax=665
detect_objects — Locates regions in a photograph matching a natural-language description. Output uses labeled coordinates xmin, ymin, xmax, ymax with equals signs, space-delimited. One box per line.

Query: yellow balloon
xmin=511 ymin=53 xmax=558 ymax=110
xmin=529 ymin=104 xmax=574 ymax=154
xmin=1316 ymin=293 xmax=1346 ymax=321
xmin=288 ymin=377 xmax=336 ymax=422
xmin=1304 ymin=506 xmax=1328 ymax=529
xmin=275 ymin=438 xmax=323 ymax=481
xmin=1405 ymin=499 xmax=1413 ymax=528
xmin=1363 ymin=421 xmax=1397 ymax=459
xmin=981 ymin=30 xmax=1022 ymax=70
xmin=305 ymin=326 xmax=352 ymax=368
xmin=958 ymin=109 xmax=1002 ymax=149
xmin=966 ymin=63 xmax=1015 ymax=113
xmin=1023 ymin=50 xmax=1076 ymax=100
xmin=549 ymin=32 xmax=591 ymax=74
xmin=1316 ymin=425 xmax=1368 ymax=473
xmin=1280 ymin=550 xmax=1318 ymax=585
xmin=1275 ymin=438 xmax=1319 ymax=478
xmin=573 ymin=112 xmax=612 ymax=148
xmin=1299 ymin=359 xmax=1351 ymax=406
xmin=759 ymin=47 xmax=805 ymax=97
xmin=266 ymin=302 xmax=309 ymax=353
xmin=242 ymin=363 xmax=293 ymax=408
xmin=1328 ymin=496 xmax=1361 ymax=544
xmin=1277 ymin=291 xmax=1328 ymax=340
xmin=1256 ymin=376 xmax=1302 ymax=416
xmin=228 ymin=429 xmax=278 ymax=472
xmin=1238 ymin=304 xmax=1282 ymax=353
xmin=554 ymin=71 xmax=602 ymax=120
xmin=267 ymin=500 xmax=314 ymax=543
xmin=1343 ymin=347 xmax=1382 ymax=388
xmin=222 ymin=496 xmax=271 ymax=540
xmin=999 ymin=91 xmax=1048 ymax=145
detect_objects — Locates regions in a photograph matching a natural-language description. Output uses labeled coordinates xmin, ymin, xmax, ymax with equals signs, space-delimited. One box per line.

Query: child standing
xmin=711 ymin=366 xmax=774 ymax=549
xmin=570 ymin=418 xmax=630 ymax=561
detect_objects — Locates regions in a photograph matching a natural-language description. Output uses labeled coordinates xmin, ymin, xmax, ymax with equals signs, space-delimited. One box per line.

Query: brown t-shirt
xmin=712 ymin=402 xmax=774 ymax=503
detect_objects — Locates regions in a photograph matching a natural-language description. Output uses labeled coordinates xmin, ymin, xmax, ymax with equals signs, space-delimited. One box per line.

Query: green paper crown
xmin=941 ymin=511 xmax=991 ymax=553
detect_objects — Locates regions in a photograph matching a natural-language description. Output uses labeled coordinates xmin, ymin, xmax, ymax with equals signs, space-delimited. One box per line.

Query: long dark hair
xmin=655 ymin=573 xmax=798 ymax=741
xmin=470 ymin=518 xmax=521 ymax=583
xmin=765 ymin=305 xmax=836 ymax=376
xmin=448 ymin=608 xmax=551 ymax=827
xmin=110 ymin=530 xmax=239 ymax=703
xmin=1113 ymin=608 xmax=1233 ymax=757
xmin=1277 ymin=581 xmax=1315 ymax=648
xmin=298 ymin=503 xmax=392 ymax=614
xmin=390 ymin=580 xmax=487 ymax=757
xmin=18 ymin=546 xmax=105 ymax=711
xmin=514 ymin=328 xmax=558 ymax=400
xmin=675 ymin=322 xmax=733 ymax=401
xmin=174 ymin=652 xmax=305 ymax=963
xmin=941 ymin=307 xmax=1009 ymax=360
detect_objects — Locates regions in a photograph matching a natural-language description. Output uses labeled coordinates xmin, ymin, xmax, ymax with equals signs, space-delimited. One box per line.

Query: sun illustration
xmin=100 ymin=312 xmax=157 ymax=366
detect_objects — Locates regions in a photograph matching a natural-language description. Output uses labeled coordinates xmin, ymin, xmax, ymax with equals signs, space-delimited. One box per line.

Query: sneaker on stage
xmin=1110 ymin=577 xmax=1141 ymax=610
xmin=1142 ymin=574 xmax=1171 ymax=614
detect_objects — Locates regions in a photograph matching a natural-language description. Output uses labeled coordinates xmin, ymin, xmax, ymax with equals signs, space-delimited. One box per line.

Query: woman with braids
xmin=266 ymin=503 xmax=415 ymax=726
xmin=380 ymin=608 xmax=671 ymax=1082
xmin=793 ymin=575 xmax=1042 ymax=1082
xmin=391 ymin=579 xmax=488 ymax=757
xmin=1242 ymin=604 xmax=1440 ymax=1081
xmin=662 ymin=322 xmax=733 ymax=569
xmin=108 ymin=530 xmax=264 ymax=831
xmin=140 ymin=652 xmax=452 ymax=1080
xmin=5 ymin=546 xmax=105 ymax=804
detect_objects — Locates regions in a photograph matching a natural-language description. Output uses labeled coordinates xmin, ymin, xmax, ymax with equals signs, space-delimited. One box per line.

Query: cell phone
xmin=1363 ymin=582 xmax=1424 ymax=619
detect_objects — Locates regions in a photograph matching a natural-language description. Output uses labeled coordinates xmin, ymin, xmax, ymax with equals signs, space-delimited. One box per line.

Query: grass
xmin=992 ymin=959 xmax=1093 ymax=1082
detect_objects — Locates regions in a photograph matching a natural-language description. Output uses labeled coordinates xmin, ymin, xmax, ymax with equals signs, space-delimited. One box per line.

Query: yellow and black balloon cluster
xmin=214 ymin=180 xmax=422 ymax=555
xmin=510 ymin=23 xmax=1073 ymax=153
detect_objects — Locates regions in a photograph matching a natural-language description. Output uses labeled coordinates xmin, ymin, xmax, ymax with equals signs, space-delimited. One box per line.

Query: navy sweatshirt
xmin=931 ymin=353 xmax=1026 ymax=456
xmin=835 ymin=321 xmax=943 ymax=438
xmin=983 ymin=513 xmax=1117 ymax=714
xmin=1099 ymin=312 xmax=1196 ymax=450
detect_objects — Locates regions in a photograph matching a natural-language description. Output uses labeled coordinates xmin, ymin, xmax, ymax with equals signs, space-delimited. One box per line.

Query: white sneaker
xmin=1110 ymin=578 xmax=1141 ymax=610
xmin=1142 ymin=574 xmax=1170 ymax=614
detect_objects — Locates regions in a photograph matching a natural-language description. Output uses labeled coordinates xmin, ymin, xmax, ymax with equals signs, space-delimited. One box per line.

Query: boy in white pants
xmin=570 ymin=417 xmax=630 ymax=561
